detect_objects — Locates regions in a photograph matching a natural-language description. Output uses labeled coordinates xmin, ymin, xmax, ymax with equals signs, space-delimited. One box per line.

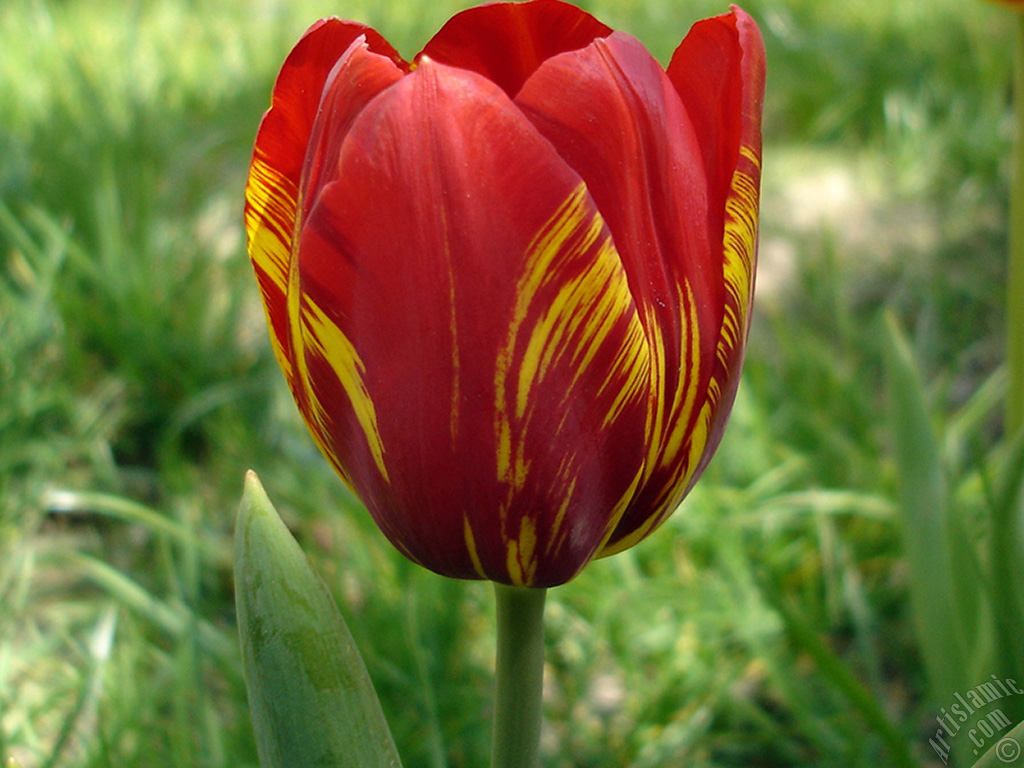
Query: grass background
xmin=0 ymin=0 xmax=1016 ymax=765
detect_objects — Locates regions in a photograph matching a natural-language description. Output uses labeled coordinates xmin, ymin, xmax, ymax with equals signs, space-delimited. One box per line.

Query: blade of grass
xmin=43 ymin=489 xmax=231 ymax=563
xmin=758 ymin=575 xmax=917 ymax=768
xmin=62 ymin=552 xmax=237 ymax=662
xmin=404 ymin=593 xmax=447 ymax=768
xmin=40 ymin=606 xmax=116 ymax=768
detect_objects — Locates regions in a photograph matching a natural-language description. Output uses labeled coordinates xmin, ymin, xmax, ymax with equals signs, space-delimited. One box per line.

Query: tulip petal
xmin=292 ymin=59 xmax=651 ymax=586
xmin=244 ymin=19 xmax=404 ymax=390
xmin=666 ymin=6 xmax=766 ymax=488
xmin=418 ymin=0 xmax=611 ymax=98
xmin=516 ymin=31 xmax=721 ymax=547
xmin=298 ymin=41 xmax=406 ymax=225
xmin=515 ymin=9 xmax=764 ymax=554
xmin=606 ymin=8 xmax=765 ymax=553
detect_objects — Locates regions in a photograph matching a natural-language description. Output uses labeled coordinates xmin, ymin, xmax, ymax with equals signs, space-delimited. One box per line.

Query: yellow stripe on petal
xmin=463 ymin=517 xmax=487 ymax=579
xmin=634 ymin=275 xmax=702 ymax=509
xmin=602 ymin=147 xmax=761 ymax=560
xmin=593 ymin=463 xmax=647 ymax=553
xmin=274 ymin=186 xmax=388 ymax=487
xmin=244 ymin=156 xmax=299 ymax=384
xmin=494 ymin=183 xmax=650 ymax=521
xmin=598 ymin=317 xmax=651 ymax=429
xmin=719 ymin=144 xmax=760 ymax=364
xmin=488 ymin=183 xmax=653 ymax=581
xmin=506 ymin=516 xmax=538 ymax=587
xmin=497 ymin=183 xmax=650 ymax=432
xmin=641 ymin=305 xmax=668 ymax=470
xmin=660 ymin=281 xmax=702 ymax=467
xmin=495 ymin=416 xmax=514 ymax=490
xmin=297 ymin=297 xmax=390 ymax=485
xmin=543 ymin=477 xmax=576 ymax=557
xmin=244 ymin=158 xmax=295 ymax=288
xmin=597 ymin=494 xmax=659 ymax=557
xmin=700 ymin=145 xmax=760 ymax=443
xmin=508 ymin=186 xmax=604 ymax=420
xmin=686 ymin=391 xmax=716 ymax=476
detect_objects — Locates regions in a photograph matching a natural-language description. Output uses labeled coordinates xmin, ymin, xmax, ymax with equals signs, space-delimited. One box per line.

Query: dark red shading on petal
xmin=244 ymin=19 xmax=405 ymax=389
xmin=297 ymin=39 xmax=405 ymax=226
xmin=255 ymin=18 xmax=405 ymax=190
xmin=293 ymin=59 xmax=650 ymax=586
xmin=417 ymin=0 xmax=611 ymax=98
xmin=516 ymin=31 xmax=721 ymax=545
xmin=667 ymin=5 xmax=757 ymax=256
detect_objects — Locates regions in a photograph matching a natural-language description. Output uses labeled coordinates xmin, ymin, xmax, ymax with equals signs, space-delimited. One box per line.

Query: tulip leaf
xmin=234 ymin=471 xmax=402 ymax=768
xmin=882 ymin=313 xmax=984 ymax=699
xmin=968 ymin=719 xmax=1024 ymax=768
xmin=985 ymin=428 xmax=1024 ymax=715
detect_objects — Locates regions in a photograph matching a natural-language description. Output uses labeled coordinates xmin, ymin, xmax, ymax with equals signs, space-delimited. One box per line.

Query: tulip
xmin=244 ymin=0 xmax=765 ymax=588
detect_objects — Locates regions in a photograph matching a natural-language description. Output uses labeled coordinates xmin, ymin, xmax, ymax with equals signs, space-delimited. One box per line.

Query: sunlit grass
xmin=0 ymin=0 xmax=1017 ymax=765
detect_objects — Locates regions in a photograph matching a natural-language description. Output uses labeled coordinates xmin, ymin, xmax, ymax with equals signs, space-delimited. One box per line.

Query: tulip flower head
xmin=245 ymin=1 xmax=766 ymax=587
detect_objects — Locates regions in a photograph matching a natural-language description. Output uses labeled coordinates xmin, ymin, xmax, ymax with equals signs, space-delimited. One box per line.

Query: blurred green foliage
xmin=0 ymin=0 xmax=1018 ymax=766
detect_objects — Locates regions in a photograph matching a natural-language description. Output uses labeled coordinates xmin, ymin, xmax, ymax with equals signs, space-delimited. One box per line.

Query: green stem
xmin=1007 ymin=14 xmax=1024 ymax=436
xmin=490 ymin=583 xmax=547 ymax=768
xmin=994 ymin=19 xmax=1024 ymax=693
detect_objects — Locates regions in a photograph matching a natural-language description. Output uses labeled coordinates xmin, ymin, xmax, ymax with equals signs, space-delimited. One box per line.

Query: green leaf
xmin=882 ymin=313 xmax=984 ymax=697
xmin=969 ymin=718 xmax=1024 ymax=768
xmin=986 ymin=428 xmax=1024 ymax=709
xmin=234 ymin=471 xmax=402 ymax=768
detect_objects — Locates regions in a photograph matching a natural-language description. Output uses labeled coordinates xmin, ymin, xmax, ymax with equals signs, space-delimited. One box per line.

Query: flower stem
xmin=1007 ymin=14 xmax=1024 ymax=436
xmin=490 ymin=583 xmax=547 ymax=768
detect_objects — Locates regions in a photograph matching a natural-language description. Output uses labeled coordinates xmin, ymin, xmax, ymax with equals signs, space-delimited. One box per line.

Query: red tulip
xmin=244 ymin=0 xmax=765 ymax=587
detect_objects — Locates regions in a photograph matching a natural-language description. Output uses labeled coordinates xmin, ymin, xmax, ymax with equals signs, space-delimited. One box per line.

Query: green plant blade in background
xmin=882 ymin=313 xmax=985 ymax=697
xmin=969 ymin=719 xmax=1024 ymax=768
xmin=234 ymin=471 xmax=402 ymax=768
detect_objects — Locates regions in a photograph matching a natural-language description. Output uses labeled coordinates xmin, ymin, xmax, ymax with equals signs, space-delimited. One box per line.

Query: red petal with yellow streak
xmin=516 ymin=30 xmax=722 ymax=550
xmin=418 ymin=0 xmax=611 ymax=98
xmin=667 ymin=7 xmax=765 ymax=488
xmin=604 ymin=7 xmax=765 ymax=553
xmin=292 ymin=59 xmax=651 ymax=586
xmin=244 ymin=20 xmax=404 ymax=389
